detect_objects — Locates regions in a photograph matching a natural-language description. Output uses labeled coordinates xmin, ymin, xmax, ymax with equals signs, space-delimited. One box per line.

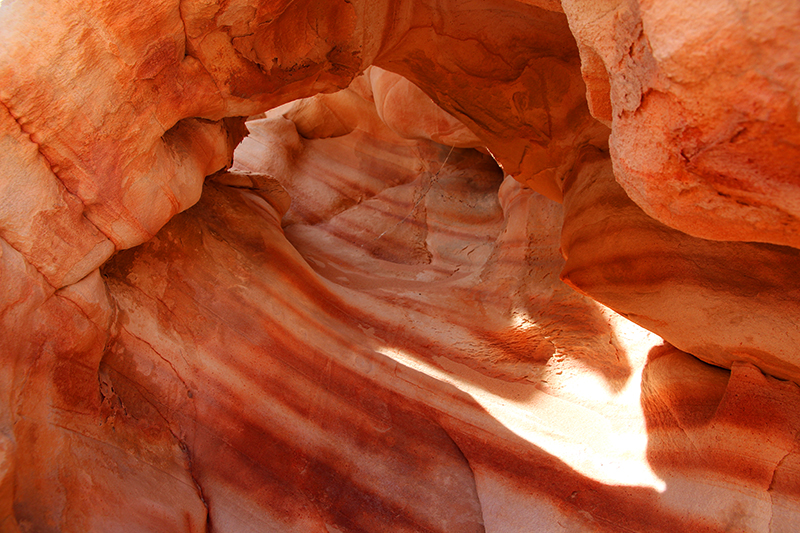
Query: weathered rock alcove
xmin=1 ymin=1 xmax=800 ymax=531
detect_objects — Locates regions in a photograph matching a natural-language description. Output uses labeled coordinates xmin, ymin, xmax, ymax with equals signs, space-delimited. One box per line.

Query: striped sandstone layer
xmin=1 ymin=1 xmax=800 ymax=532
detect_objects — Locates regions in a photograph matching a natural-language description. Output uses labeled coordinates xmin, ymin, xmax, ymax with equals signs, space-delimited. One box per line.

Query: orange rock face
xmin=1 ymin=1 xmax=800 ymax=532
xmin=560 ymin=149 xmax=800 ymax=383
xmin=562 ymin=0 xmax=800 ymax=247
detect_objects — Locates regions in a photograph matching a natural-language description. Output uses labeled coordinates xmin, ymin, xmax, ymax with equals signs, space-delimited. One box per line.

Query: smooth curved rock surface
xmin=97 ymin=132 xmax=800 ymax=531
xmin=1 ymin=0 xmax=800 ymax=532
xmin=560 ymin=148 xmax=800 ymax=383
xmin=0 ymin=0 xmax=601 ymax=277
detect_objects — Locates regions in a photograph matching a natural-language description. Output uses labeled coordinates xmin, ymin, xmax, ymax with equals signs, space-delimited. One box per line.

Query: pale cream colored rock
xmin=369 ymin=67 xmax=483 ymax=148
xmin=0 ymin=0 xmax=599 ymax=282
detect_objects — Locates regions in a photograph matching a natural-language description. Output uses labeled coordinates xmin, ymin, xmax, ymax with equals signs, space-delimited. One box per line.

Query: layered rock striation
xmin=1 ymin=1 xmax=800 ymax=532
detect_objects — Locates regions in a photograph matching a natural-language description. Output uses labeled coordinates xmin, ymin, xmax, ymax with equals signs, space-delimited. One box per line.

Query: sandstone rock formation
xmin=560 ymin=148 xmax=800 ymax=383
xmin=562 ymin=0 xmax=800 ymax=247
xmin=1 ymin=1 xmax=800 ymax=532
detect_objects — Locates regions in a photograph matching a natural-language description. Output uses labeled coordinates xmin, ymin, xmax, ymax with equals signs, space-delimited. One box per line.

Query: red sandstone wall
xmin=1 ymin=1 xmax=799 ymax=531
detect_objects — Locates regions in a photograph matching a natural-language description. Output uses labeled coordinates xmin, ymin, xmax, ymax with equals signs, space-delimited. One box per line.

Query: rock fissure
xmin=0 ymin=99 xmax=82 ymax=212
xmin=0 ymin=99 xmax=119 ymax=282
xmin=178 ymin=438 xmax=212 ymax=531
xmin=118 ymin=324 xmax=191 ymax=399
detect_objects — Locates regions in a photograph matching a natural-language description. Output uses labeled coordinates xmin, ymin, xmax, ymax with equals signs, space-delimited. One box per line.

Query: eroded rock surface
xmin=562 ymin=0 xmax=800 ymax=247
xmin=561 ymin=148 xmax=800 ymax=383
xmin=1 ymin=1 xmax=800 ymax=532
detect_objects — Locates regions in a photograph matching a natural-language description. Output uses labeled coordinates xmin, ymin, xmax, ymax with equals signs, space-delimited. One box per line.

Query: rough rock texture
xmin=0 ymin=0 xmax=602 ymax=266
xmin=562 ymin=0 xmax=800 ymax=247
xmin=1 ymin=0 xmax=800 ymax=532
